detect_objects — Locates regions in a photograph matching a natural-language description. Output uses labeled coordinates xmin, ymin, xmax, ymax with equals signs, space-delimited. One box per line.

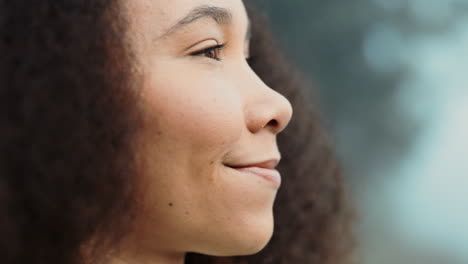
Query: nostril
xmin=266 ymin=119 xmax=278 ymax=129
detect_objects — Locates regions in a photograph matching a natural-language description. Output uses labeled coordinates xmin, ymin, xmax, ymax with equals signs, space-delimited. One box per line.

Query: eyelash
xmin=191 ymin=44 xmax=226 ymax=61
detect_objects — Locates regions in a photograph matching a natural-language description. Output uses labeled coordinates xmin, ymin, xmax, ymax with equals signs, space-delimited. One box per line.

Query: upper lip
xmin=225 ymin=158 xmax=280 ymax=170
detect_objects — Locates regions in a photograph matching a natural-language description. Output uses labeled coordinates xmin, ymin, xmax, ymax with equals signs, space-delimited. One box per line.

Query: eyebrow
xmin=159 ymin=5 xmax=232 ymax=39
xmin=157 ymin=5 xmax=251 ymax=42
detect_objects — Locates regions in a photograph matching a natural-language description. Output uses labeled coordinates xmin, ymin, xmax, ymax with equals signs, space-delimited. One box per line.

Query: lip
xmin=224 ymin=157 xmax=281 ymax=187
xmin=226 ymin=159 xmax=280 ymax=170
xmin=232 ymin=166 xmax=281 ymax=188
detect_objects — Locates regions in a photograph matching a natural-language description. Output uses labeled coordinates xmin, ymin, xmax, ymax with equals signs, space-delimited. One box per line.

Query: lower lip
xmin=231 ymin=166 xmax=281 ymax=188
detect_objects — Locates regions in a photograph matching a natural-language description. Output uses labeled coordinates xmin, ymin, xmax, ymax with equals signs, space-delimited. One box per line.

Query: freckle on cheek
xmin=168 ymin=202 xmax=173 ymax=207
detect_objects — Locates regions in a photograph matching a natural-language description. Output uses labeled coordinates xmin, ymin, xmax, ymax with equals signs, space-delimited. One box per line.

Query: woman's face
xmin=123 ymin=0 xmax=292 ymax=259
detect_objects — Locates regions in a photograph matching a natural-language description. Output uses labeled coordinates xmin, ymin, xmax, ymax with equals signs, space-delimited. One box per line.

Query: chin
xmin=198 ymin=216 xmax=275 ymax=257
xmin=235 ymin=231 xmax=273 ymax=256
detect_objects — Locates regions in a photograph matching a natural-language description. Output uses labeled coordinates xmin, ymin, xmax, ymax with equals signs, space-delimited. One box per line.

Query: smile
xmin=227 ymin=166 xmax=281 ymax=188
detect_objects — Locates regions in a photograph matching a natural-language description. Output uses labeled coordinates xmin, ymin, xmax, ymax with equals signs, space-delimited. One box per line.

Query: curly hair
xmin=0 ymin=1 xmax=354 ymax=264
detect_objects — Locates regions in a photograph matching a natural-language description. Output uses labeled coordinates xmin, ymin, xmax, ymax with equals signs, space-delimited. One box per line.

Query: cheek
xmin=133 ymin=63 xmax=248 ymax=244
xmin=140 ymin=65 xmax=243 ymax=150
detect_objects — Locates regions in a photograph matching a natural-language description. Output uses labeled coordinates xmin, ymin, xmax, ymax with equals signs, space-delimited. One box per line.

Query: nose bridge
xmin=241 ymin=63 xmax=293 ymax=135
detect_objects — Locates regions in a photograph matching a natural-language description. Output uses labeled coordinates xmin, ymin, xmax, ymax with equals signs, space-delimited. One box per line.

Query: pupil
xmin=207 ymin=49 xmax=215 ymax=58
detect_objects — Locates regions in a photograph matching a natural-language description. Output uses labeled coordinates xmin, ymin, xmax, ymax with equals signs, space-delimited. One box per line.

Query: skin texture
xmin=114 ymin=0 xmax=293 ymax=263
xmin=0 ymin=1 xmax=354 ymax=264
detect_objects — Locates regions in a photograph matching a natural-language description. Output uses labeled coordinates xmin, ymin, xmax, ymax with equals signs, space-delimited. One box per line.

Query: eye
xmin=191 ymin=44 xmax=226 ymax=61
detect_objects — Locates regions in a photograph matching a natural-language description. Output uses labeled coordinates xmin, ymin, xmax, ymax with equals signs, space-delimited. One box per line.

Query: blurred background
xmin=250 ymin=0 xmax=468 ymax=264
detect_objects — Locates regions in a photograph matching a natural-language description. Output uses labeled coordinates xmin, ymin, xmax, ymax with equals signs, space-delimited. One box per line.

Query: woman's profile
xmin=0 ymin=1 xmax=353 ymax=264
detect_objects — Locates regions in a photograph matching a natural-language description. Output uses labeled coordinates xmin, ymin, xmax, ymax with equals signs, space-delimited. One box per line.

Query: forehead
xmin=124 ymin=0 xmax=247 ymax=37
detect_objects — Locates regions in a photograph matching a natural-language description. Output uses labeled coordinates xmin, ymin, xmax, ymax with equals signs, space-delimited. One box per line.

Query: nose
xmin=243 ymin=70 xmax=293 ymax=135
